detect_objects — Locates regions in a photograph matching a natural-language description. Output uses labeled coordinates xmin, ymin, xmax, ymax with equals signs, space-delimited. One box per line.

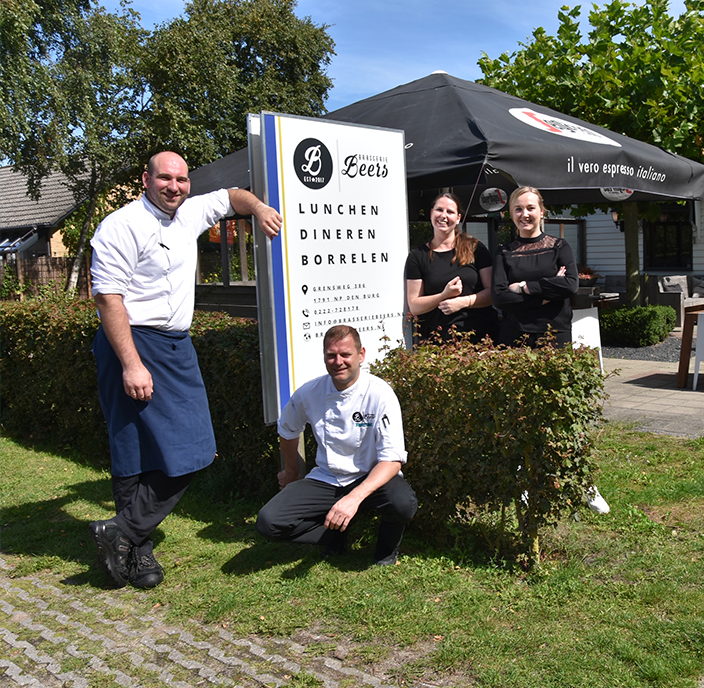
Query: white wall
xmin=582 ymin=210 xmax=642 ymax=276
xmin=582 ymin=206 xmax=704 ymax=276
xmin=465 ymin=221 xmax=489 ymax=247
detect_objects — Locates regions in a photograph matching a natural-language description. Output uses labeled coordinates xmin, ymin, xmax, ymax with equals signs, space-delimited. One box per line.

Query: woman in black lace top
xmin=492 ymin=186 xmax=610 ymax=514
xmin=492 ymin=186 xmax=578 ymax=348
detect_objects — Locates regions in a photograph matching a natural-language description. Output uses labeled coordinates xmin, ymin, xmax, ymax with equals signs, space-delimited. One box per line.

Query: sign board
xmin=248 ymin=112 xmax=409 ymax=424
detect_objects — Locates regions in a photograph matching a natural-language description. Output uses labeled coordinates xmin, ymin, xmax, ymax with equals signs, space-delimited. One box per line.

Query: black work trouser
xmin=111 ymin=470 xmax=194 ymax=556
xmin=255 ymin=474 xmax=418 ymax=561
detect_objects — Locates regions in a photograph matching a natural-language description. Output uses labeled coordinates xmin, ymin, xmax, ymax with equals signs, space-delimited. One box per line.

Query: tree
xmin=53 ymin=6 xmax=149 ymax=291
xmin=2 ymin=0 xmax=334 ymax=292
xmin=0 ymin=0 xmax=90 ymax=189
xmin=143 ymin=0 xmax=335 ymax=167
xmin=478 ymin=0 xmax=704 ymax=306
xmin=479 ymin=0 xmax=704 ymax=159
xmin=1 ymin=1 xmax=149 ymax=291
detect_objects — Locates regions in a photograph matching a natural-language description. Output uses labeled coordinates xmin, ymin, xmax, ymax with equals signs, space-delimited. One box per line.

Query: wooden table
xmin=677 ymin=306 xmax=704 ymax=388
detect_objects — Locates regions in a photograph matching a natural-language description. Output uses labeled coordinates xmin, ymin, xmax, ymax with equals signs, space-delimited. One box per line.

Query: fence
xmin=1 ymin=218 xmax=255 ymax=309
xmin=0 ymin=254 xmax=91 ymax=300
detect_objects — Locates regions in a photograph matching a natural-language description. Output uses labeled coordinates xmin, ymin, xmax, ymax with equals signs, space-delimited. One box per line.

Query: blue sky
xmin=101 ymin=0 xmax=687 ymax=112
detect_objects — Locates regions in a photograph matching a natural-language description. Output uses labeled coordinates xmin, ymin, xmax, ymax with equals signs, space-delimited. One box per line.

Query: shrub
xmin=2 ymin=297 xmax=606 ymax=562
xmin=189 ymin=313 xmax=279 ymax=498
xmin=1 ymin=263 xmax=25 ymax=300
xmin=599 ymin=305 xmax=676 ymax=347
xmin=0 ymin=295 xmax=278 ymax=498
xmin=371 ymin=334 xmax=605 ymax=561
xmin=0 ymin=292 xmax=108 ymax=458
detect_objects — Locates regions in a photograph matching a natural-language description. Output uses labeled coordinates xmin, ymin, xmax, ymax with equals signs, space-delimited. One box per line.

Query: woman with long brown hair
xmin=405 ymin=192 xmax=498 ymax=343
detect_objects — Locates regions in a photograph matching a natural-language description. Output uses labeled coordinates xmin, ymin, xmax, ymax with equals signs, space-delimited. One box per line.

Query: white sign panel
xmin=255 ymin=112 xmax=408 ymax=421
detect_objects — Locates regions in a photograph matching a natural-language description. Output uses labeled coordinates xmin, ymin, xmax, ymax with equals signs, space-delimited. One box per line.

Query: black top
xmin=492 ymin=233 xmax=578 ymax=340
xmin=405 ymin=242 xmax=499 ymax=342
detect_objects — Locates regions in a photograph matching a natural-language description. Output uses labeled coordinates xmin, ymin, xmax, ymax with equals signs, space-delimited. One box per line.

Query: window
xmin=643 ymin=207 xmax=692 ymax=270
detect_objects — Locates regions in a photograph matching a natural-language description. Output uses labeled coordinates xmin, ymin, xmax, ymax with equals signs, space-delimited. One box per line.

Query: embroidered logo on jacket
xmin=352 ymin=411 xmax=375 ymax=427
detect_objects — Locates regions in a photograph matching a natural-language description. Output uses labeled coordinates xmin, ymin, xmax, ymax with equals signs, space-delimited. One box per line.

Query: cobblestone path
xmin=0 ymin=557 xmax=413 ymax=688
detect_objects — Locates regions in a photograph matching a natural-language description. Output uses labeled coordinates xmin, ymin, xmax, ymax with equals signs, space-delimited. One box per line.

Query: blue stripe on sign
xmin=263 ymin=113 xmax=290 ymax=407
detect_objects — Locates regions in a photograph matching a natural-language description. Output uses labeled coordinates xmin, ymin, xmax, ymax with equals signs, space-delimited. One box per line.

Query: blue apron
xmin=93 ymin=326 xmax=216 ymax=477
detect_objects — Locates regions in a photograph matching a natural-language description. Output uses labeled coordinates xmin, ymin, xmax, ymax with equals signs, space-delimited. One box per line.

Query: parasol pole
xmin=463 ymin=156 xmax=489 ymax=230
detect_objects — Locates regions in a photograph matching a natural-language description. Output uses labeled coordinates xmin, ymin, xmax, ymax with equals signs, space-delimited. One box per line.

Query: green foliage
xmin=599 ymin=304 xmax=676 ymax=346
xmin=0 ymin=292 xmax=108 ymax=458
xmin=143 ymin=0 xmax=335 ymax=166
xmin=56 ymin=5 xmax=149 ymax=290
xmin=189 ymin=313 xmax=279 ymax=498
xmin=0 ymin=263 xmax=27 ymax=300
xmin=0 ymin=297 xmax=278 ymax=498
xmin=60 ymin=190 xmax=116 ymax=257
xmin=0 ymin=0 xmax=90 ymax=175
xmin=479 ymin=0 xmax=703 ymax=308
xmin=2 ymin=0 xmax=335 ymax=289
xmin=371 ymin=335 xmax=605 ymax=560
xmin=408 ymin=221 xmax=432 ymax=248
xmin=2 ymin=1 xmax=150 ymax=290
xmin=2 ymin=1 xmax=148 ymax=198
xmin=2 ymin=298 xmax=605 ymax=559
xmin=478 ymin=0 xmax=704 ymax=163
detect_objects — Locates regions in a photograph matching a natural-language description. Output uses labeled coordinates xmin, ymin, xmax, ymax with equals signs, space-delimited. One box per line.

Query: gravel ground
xmin=601 ymin=334 xmax=695 ymax=362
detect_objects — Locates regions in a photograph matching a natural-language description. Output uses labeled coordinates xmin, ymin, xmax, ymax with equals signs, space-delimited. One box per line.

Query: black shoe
xmin=129 ymin=550 xmax=164 ymax=589
xmin=373 ymin=548 xmax=399 ymax=566
xmin=88 ymin=520 xmax=132 ymax=587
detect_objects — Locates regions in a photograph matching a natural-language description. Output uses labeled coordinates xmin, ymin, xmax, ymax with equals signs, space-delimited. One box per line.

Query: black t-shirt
xmin=405 ymin=242 xmax=499 ymax=342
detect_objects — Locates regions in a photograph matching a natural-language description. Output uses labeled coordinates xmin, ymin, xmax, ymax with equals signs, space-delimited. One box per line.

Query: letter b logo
xmin=294 ymin=138 xmax=333 ymax=189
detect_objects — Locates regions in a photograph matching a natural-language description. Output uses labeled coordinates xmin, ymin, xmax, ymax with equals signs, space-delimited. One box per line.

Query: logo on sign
xmin=509 ymin=108 xmax=622 ymax=148
xmin=479 ymin=188 xmax=508 ymax=212
xmin=340 ymin=153 xmax=389 ymax=180
xmin=294 ymin=138 xmax=333 ymax=189
xmin=600 ymin=187 xmax=634 ymax=202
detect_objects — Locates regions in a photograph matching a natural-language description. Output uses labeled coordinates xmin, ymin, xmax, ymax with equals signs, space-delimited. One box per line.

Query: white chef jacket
xmin=90 ymin=190 xmax=232 ymax=331
xmin=278 ymin=371 xmax=407 ymax=487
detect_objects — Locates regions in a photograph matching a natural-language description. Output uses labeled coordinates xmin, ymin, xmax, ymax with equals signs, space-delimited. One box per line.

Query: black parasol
xmin=190 ymin=72 xmax=704 ymax=214
xmin=326 ymin=72 xmax=704 ymax=214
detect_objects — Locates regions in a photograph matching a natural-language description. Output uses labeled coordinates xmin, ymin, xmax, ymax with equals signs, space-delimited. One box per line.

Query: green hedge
xmin=0 ymin=294 xmax=279 ymax=498
xmin=0 ymin=295 xmax=108 ymax=457
xmin=599 ymin=304 xmax=676 ymax=347
xmin=2 ymin=296 xmax=606 ymax=560
xmin=189 ymin=312 xmax=279 ymax=498
xmin=371 ymin=334 xmax=605 ymax=560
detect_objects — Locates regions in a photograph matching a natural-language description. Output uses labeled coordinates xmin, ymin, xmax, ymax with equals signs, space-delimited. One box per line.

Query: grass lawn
xmin=2 ymin=424 xmax=704 ymax=687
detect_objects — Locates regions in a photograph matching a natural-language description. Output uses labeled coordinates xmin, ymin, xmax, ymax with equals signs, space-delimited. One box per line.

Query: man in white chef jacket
xmin=256 ymin=325 xmax=418 ymax=566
